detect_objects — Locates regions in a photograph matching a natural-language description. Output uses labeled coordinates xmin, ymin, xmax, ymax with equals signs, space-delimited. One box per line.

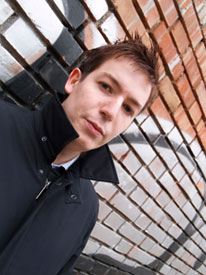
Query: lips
xmin=86 ymin=119 xmax=103 ymax=136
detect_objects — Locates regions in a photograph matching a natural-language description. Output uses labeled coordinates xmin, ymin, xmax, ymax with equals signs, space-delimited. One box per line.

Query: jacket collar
xmin=34 ymin=93 xmax=119 ymax=184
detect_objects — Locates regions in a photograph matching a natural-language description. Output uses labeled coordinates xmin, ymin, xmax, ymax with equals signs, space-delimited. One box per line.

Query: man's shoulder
xmin=0 ymin=99 xmax=33 ymax=130
xmin=0 ymin=99 xmax=28 ymax=114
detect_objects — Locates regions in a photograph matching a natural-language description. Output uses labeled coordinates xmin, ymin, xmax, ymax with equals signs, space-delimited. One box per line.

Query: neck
xmin=53 ymin=143 xmax=80 ymax=165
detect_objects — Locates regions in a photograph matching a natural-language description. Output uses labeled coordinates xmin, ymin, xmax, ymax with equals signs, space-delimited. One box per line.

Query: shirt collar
xmin=34 ymin=93 xmax=119 ymax=184
xmin=52 ymin=155 xmax=79 ymax=170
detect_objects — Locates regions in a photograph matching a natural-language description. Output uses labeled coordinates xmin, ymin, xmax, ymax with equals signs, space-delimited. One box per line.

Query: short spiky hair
xmin=77 ymin=34 xmax=159 ymax=111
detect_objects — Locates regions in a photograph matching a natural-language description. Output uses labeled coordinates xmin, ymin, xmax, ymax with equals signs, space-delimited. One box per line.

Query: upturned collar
xmin=34 ymin=93 xmax=119 ymax=184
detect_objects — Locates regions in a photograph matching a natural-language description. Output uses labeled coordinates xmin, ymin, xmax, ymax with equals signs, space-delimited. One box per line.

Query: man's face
xmin=62 ymin=57 xmax=152 ymax=152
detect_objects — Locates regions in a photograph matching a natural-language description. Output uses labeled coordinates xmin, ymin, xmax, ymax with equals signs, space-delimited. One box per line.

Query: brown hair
xmin=78 ymin=34 xmax=159 ymax=111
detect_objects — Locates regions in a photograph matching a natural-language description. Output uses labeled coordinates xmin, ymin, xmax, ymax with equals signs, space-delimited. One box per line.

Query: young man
xmin=0 ymin=35 xmax=158 ymax=274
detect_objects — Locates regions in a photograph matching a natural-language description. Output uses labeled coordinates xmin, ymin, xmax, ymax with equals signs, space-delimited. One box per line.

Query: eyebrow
xmin=101 ymin=72 xmax=142 ymax=109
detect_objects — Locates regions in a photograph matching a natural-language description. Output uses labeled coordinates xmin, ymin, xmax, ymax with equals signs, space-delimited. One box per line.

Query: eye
xmin=100 ymin=82 xmax=112 ymax=93
xmin=123 ymin=104 xmax=132 ymax=115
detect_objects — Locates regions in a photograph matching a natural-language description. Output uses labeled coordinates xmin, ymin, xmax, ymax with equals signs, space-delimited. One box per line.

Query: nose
xmin=100 ymin=98 xmax=122 ymax=121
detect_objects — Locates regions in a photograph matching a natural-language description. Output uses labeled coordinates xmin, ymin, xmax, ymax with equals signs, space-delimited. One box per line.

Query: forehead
xmin=90 ymin=57 xmax=152 ymax=108
xmin=96 ymin=56 xmax=137 ymax=72
xmin=92 ymin=57 xmax=149 ymax=84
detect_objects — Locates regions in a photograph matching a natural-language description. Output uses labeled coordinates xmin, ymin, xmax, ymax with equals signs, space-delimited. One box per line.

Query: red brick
xmin=170 ymin=56 xmax=184 ymax=80
xmin=171 ymin=20 xmax=190 ymax=54
xmin=195 ymin=42 xmax=206 ymax=80
xmin=141 ymin=32 xmax=152 ymax=48
xmin=134 ymin=0 xmax=160 ymax=28
xmin=182 ymin=47 xmax=201 ymax=88
xmin=114 ymin=0 xmax=137 ymax=26
xmin=114 ymin=0 xmax=146 ymax=35
xmin=156 ymin=22 xmax=186 ymax=80
xmin=176 ymin=74 xmax=195 ymax=108
xmin=202 ymin=25 xmax=206 ymax=40
xmin=196 ymin=122 xmax=206 ymax=152
xmin=128 ymin=16 xmax=146 ymax=36
xmin=135 ymin=0 xmax=149 ymax=5
xmin=145 ymin=4 xmax=160 ymax=28
xmin=189 ymin=101 xmax=202 ymax=125
xmin=196 ymin=4 xmax=206 ymax=26
xmin=153 ymin=22 xmax=178 ymax=65
xmin=173 ymin=105 xmax=196 ymax=138
xmin=183 ymin=5 xmax=202 ymax=48
xmin=196 ymin=181 xmax=204 ymax=198
xmin=158 ymin=56 xmax=166 ymax=80
xmin=196 ymin=81 xmax=206 ymax=118
xmin=158 ymin=0 xmax=178 ymax=26
xmin=194 ymin=0 xmax=204 ymax=7
xmin=196 ymin=119 xmax=205 ymax=134
xmin=159 ymin=76 xmax=181 ymax=113
xmin=200 ymin=130 xmax=206 ymax=149
xmin=194 ymin=0 xmax=205 ymax=23
xmin=150 ymin=96 xmax=173 ymax=123
xmin=152 ymin=21 xmax=166 ymax=43
xmin=177 ymin=0 xmax=192 ymax=11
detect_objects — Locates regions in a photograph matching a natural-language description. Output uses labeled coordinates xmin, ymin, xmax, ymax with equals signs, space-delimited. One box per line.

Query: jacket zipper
xmin=36 ymin=178 xmax=52 ymax=200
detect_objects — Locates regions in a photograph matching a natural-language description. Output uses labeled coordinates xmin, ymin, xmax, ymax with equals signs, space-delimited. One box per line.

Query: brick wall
xmin=1 ymin=0 xmax=206 ymax=274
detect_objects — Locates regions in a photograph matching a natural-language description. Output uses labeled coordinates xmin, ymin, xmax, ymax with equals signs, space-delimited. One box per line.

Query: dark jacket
xmin=0 ymin=94 xmax=119 ymax=275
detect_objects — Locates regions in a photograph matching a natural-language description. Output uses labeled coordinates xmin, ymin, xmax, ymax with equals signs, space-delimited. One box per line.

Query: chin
xmin=77 ymin=134 xmax=106 ymax=152
xmin=79 ymin=140 xmax=97 ymax=152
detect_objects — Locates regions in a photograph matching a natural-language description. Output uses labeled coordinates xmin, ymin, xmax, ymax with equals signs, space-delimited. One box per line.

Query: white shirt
xmin=51 ymin=155 xmax=79 ymax=171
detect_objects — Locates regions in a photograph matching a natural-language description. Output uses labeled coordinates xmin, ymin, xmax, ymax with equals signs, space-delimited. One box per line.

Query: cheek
xmin=111 ymin=119 xmax=131 ymax=137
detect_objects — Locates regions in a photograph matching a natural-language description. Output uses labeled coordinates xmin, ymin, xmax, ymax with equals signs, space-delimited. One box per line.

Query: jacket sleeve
xmin=58 ymin=212 xmax=98 ymax=275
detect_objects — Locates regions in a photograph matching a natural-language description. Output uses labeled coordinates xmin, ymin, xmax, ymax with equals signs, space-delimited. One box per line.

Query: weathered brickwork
xmin=1 ymin=0 xmax=206 ymax=274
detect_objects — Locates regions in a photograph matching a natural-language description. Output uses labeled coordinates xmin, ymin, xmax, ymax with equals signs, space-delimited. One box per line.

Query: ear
xmin=65 ymin=68 xmax=82 ymax=95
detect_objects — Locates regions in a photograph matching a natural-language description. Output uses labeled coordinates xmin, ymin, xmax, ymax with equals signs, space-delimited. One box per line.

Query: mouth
xmin=86 ymin=119 xmax=103 ymax=136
